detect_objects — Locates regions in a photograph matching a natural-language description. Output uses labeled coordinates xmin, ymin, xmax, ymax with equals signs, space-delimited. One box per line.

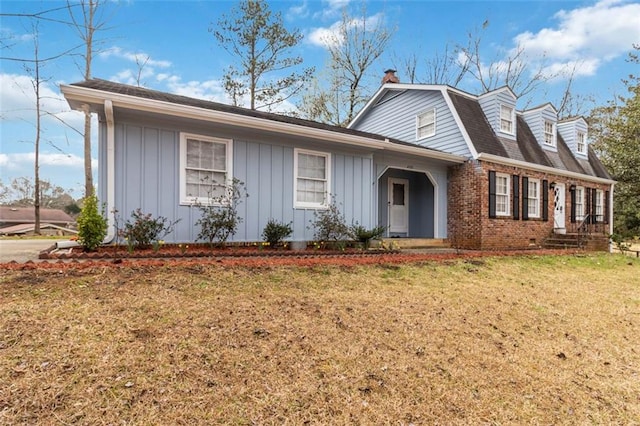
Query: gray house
xmin=61 ymin=79 xmax=464 ymax=246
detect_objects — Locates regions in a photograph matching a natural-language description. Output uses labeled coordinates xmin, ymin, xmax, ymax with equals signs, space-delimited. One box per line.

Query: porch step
xmin=379 ymin=238 xmax=450 ymax=249
xmin=543 ymin=233 xmax=609 ymax=251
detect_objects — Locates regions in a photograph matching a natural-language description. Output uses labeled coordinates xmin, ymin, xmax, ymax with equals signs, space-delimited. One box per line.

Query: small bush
xmin=196 ymin=178 xmax=248 ymax=247
xmin=310 ymin=199 xmax=350 ymax=243
xmin=262 ymin=219 xmax=293 ymax=247
xmin=77 ymin=194 xmax=108 ymax=252
xmin=119 ymin=208 xmax=180 ymax=249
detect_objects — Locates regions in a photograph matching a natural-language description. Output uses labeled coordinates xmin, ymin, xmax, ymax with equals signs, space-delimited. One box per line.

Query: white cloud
xmin=307 ymin=12 xmax=385 ymax=48
xmin=287 ymin=1 xmax=309 ymax=20
xmin=99 ymin=46 xmax=172 ymax=68
xmin=0 ymin=74 xmax=81 ymax=128
xmin=0 ymin=152 xmax=95 ymax=170
xmin=315 ymin=0 xmax=350 ymax=20
xmin=513 ymin=0 xmax=640 ymax=73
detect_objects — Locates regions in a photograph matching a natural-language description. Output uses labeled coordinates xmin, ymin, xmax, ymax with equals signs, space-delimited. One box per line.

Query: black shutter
xmin=542 ymin=179 xmax=549 ymax=222
xmin=489 ymin=171 xmax=496 ymax=218
xmin=512 ymin=175 xmax=520 ymax=220
xmin=604 ymin=190 xmax=610 ymax=224
xmin=570 ymin=186 xmax=576 ymax=223
xmin=585 ymin=188 xmax=591 ymax=223
xmin=522 ymin=177 xmax=529 ymax=220
xmin=591 ymin=188 xmax=598 ymax=223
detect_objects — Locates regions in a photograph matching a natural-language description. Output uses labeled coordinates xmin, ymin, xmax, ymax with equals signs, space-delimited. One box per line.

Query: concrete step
xmin=379 ymin=238 xmax=450 ymax=249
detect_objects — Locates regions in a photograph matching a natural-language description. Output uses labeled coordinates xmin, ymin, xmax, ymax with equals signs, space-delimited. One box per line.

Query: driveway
xmin=0 ymin=239 xmax=61 ymax=263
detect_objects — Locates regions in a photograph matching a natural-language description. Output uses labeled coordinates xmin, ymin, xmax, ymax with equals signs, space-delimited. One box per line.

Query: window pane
xmin=393 ymin=183 xmax=405 ymax=206
xmin=299 ymin=153 xmax=326 ymax=179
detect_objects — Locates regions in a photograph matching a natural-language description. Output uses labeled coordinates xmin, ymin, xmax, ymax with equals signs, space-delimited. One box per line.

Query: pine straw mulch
xmin=1 ymin=253 xmax=639 ymax=424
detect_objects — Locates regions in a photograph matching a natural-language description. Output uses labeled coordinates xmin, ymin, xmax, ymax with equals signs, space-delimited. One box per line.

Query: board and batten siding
xmin=352 ymin=90 xmax=472 ymax=157
xmin=100 ymin=118 xmax=374 ymax=244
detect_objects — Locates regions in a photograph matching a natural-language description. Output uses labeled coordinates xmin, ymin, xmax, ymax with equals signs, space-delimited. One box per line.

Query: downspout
xmin=609 ymin=183 xmax=615 ymax=252
xmin=103 ymin=99 xmax=116 ymax=243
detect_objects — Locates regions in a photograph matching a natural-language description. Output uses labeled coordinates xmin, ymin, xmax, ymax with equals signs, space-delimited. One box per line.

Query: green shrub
xmin=77 ymin=194 xmax=108 ymax=252
xmin=310 ymin=199 xmax=350 ymax=243
xmin=196 ymin=178 xmax=248 ymax=247
xmin=119 ymin=208 xmax=180 ymax=249
xmin=262 ymin=219 xmax=293 ymax=247
xmin=350 ymin=224 xmax=386 ymax=248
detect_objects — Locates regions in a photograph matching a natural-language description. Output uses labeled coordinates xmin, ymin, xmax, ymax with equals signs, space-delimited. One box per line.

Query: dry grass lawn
xmin=1 ymin=253 xmax=639 ymax=425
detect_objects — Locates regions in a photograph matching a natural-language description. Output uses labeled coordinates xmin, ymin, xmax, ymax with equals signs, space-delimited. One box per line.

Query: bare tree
xmin=211 ymin=0 xmax=314 ymax=111
xmin=67 ymin=0 xmax=113 ymax=198
xmin=393 ymin=43 xmax=467 ymax=86
xmin=300 ymin=5 xmax=395 ymax=126
xmin=21 ymin=23 xmax=48 ymax=234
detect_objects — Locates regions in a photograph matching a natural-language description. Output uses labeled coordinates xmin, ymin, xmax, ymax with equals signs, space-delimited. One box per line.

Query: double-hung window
xmin=294 ymin=149 xmax=330 ymax=208
xmin=500 ymin=105 xmax=514 ymax=134
xmin=180 ymin=133 xmax=232 ymax=205
xmin=544 ymin=121 xmax=556 ymax=146
xmin=575 ymin=186 xmax=585 ymax=220
xmin=595 ymin=189 xmax=604 ymax=222
xmin=527 ymin=179 xmax=540 ymax=218
xmin=577 ymin=131 xmax=586 ymax=154
xmin=495 ymin=173 xmax=510 ymax=216
xmin=416 ymin=108 xmax=436 ymax=139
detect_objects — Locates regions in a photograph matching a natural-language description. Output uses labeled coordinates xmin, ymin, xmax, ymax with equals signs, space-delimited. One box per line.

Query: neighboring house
xmin=60 ymin=78 xmax=613 ymax=250
xmin=0 ymin=207 xmax=76 ymax=236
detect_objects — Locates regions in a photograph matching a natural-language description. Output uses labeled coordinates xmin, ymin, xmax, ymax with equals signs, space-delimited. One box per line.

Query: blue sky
xmin=1 ymin=0 xmax=638 ymax=199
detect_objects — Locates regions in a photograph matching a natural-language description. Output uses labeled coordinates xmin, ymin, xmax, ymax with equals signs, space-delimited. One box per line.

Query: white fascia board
xmin=61 ymin=84 xmax=465 ymax=164
xmin=477 ymin=153 xmax=616 ymax=185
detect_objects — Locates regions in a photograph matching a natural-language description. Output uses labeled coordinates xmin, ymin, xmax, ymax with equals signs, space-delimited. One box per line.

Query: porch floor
xmin=379 ymin=238 xmax=450 ymax=250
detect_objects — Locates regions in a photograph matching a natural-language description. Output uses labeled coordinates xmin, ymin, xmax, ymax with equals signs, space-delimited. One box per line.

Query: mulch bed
xmin=0 ymin=243 xmax=582 ymax=271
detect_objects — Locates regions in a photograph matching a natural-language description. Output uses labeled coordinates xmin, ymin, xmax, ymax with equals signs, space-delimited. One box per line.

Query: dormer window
xmin=577 ymin=131 xmax=586 ymax=154
xmin=544 ymin=120 xmax=556 ymax=146
xmin=500 ymin=105 xmax=514 ymax=134
xmin=416 ymin=108 xmax=436 ymax=139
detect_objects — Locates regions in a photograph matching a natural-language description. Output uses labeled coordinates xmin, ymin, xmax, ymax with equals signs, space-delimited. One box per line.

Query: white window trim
xmin=499 ymin=104 xmax=515 ymax=135
xmin=595 ymin=189 xmax=604 ymax=220
xmin=179 ymin=133 xmax=233 ymax=206
xmin=416 ymin=108 xmax=436 ymax=140
xmin=543 ymin=121 xmax=556 ymax=147
xmin=293 ymin=148 xmax=331 ymax=209
xmin=575 ymin=186 xmax=585 ymax=220
xmin=576 ymin=131 xmax=587 ymax=154
xmin=528 ymin=178 xmax=541 ymax=218
xmin=495 ymin=173 xmax=510 ymax=216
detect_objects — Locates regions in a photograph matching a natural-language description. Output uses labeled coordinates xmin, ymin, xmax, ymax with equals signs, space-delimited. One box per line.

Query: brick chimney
xmin=382 ymin=69 xmax=399 ymax=84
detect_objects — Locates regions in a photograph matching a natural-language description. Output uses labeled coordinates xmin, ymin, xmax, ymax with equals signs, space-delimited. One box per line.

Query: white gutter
xmin=60 ymin=84 xmax=465 ymax=164
xmin=477 ymin=153 xmax=616 ymax=185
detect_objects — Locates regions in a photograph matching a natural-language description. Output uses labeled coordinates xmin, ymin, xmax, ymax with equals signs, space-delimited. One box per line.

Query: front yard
xmin=1 ymin=253 xmax=639 ymax=424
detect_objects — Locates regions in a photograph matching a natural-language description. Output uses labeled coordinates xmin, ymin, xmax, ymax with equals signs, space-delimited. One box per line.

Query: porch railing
xmin=568 ymin=215 xmax=609 ymax=247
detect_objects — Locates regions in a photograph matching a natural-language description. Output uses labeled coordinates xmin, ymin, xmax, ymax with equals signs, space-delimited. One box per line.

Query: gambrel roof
xmin=350 ymin=83 xmax=611 ymax=182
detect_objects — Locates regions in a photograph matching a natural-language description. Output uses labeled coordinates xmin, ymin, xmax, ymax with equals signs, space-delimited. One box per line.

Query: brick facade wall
xmin=447 ymin=160 xmax=611 ymax=250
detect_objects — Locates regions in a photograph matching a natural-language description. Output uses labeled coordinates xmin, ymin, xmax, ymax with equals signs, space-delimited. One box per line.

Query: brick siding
xmin=447 ymin=160 xmax=611 ymax=250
